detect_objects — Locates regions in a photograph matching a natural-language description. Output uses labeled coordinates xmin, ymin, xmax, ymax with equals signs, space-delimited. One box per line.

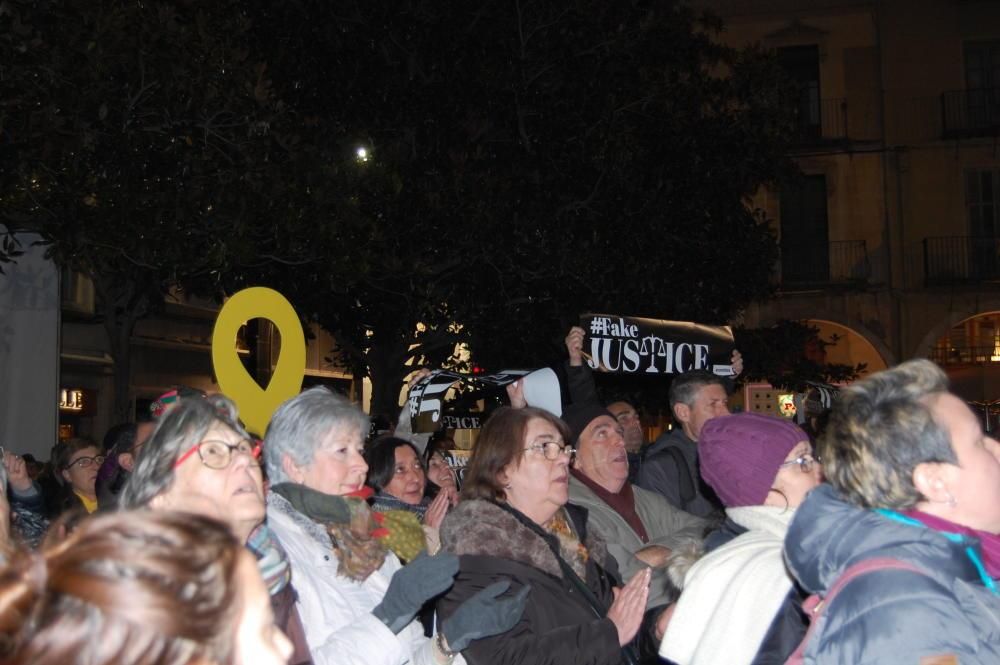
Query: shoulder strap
xmin=784 ymin=557 xmax=929 ymax=665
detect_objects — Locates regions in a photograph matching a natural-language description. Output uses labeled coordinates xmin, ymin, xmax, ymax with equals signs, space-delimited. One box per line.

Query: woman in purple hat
xmin=660 ymin=412 xmax=821 ymax=665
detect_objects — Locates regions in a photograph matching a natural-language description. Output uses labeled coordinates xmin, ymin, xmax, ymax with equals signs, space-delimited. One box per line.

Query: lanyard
xmin=875 ymin=509 xmax=999 ymax=596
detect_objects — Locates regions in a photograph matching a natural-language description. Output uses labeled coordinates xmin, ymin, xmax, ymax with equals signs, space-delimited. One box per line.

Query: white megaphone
xmin=519 ymin=367 xmax=563 ymax=417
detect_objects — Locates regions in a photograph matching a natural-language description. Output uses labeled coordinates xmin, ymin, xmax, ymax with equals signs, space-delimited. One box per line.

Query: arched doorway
xmin=805 ymin=319 xmax=889 ymax=375
xmin=927 ymin=311 xmax=1000 ymax=408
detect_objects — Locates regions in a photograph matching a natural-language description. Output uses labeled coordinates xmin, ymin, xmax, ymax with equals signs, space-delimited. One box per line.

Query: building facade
xmin=695 ymin=0 xmax=1000 ymax=406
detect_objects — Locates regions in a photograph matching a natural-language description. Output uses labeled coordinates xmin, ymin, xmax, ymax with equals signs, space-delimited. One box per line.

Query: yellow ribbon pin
xmin=211 ymin=287 xmax=306 ymax=436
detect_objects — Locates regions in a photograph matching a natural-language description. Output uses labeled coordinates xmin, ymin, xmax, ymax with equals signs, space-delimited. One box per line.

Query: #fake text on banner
xmin=581 ymin=313 xmax=735 ymax=377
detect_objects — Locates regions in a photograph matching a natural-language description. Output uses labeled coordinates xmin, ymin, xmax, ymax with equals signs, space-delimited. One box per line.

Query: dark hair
xmin=462 ymin=407 xmax=571 ymax=503
xmin=365 ymin=437 xmax=422 ymax=492
xmin=52 ymin=438 xmax=100 ymax=472
xmin=668 ymin=370 xmax=728 ymax=410
xmin=101 ymin=424 xmax=137 ymax=455
xmin=423 ymin=435 xmax=458 ymax=499
xmin=0 ymin=511 xmax=244 ymax=665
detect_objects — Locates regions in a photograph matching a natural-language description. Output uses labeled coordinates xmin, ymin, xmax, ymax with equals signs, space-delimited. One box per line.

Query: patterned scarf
xmin=270 ymin=482 xmax=388 ymax=582
xmin=246 ymin=523 xmax=292 ymax=596
xmin=370 ymin=490 xmax=430 ymax=520
xmin=544 ymin=509 xmax=591 ymax=580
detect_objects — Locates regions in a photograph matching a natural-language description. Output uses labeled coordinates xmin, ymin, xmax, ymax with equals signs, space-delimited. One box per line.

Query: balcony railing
xmin=780 ymin=239 xmax=870 ymax=286
xmin=928 ymin=345 xmax=1000 ymax=367
xmin=787 ymin=97 xmax=881 ymax=145
xmin=790 ymin=97 xmax=847 ymax=144
xmin=923 ymin=236 xmax=1000 ymax=285
xmin=941 ymin=87 xmax=1000 ymax=137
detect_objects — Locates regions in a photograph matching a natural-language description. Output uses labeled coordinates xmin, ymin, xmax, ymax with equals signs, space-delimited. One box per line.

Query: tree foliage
xmin=3 ymin=0 xmax=803 ymax=420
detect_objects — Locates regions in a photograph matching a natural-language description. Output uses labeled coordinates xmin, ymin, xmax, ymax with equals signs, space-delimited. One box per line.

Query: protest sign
xmin=580 ymin=313 xmax=735 ymax=377
xmin=407 ymin=367 xmax=561 ymax=432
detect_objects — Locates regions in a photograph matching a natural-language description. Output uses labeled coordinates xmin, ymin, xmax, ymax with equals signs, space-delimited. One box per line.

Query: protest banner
xmin=580 ymin=313 xmax=735 ymax=377
xmin=407 ymin=367 xmax=561 ymax=432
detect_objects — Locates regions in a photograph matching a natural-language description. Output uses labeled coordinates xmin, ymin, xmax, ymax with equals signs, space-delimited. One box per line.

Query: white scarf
xmin=660 ymin=506 xmax=797 ymax=665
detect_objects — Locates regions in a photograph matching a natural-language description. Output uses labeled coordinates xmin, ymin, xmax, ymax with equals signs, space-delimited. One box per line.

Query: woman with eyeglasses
xmin=119 ymin=393 xmax=311 ymax=665
xmin=51 ymin=438 xmax=105 ymax=516
xmin=660 ymin=413 xmax=821 ymax=665
xmin=436 ymin=406 xmax=652 ymax=665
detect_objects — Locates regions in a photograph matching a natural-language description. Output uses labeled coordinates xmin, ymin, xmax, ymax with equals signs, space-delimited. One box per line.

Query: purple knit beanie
xmin=699 ymin=412 xmax=809 ymax=507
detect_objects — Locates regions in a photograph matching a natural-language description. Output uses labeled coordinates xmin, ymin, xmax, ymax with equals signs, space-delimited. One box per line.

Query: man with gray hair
xmin=636 ymin=370 xmax=730 ymax=519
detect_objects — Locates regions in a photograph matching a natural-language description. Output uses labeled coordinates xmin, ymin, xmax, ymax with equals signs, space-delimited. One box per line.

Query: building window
xmin=777 ymin=45 xmax=821 ymax=140
xmin=967 ymin=169 xmax=999 ymax=237
xmin=965 ymin=169 xmax=1000 ymax=279
xmin=780 ymin=174 xmax=829 ymax=284
xmin=964 ymin=41 xmax=1000 ymax=130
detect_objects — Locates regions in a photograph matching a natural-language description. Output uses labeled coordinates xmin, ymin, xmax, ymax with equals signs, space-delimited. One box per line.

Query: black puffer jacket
xmin=438 ymin=500 xmax=634 ymax=665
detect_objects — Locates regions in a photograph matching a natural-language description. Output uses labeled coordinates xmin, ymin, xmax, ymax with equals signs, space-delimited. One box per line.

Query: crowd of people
xmin=0 ymin=329 xmax=998 ymax=665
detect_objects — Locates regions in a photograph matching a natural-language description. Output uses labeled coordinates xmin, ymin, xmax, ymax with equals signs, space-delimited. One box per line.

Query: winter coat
xmin=437 ymin=499 xmax=628 ymax=665
xmin=266 ymin=492 xmax=455 ymax=665
xmin=8 ymin=482 xmax=49 ymax=548
xmin=661 ymin=506 xmax=803 ymax=665
xmin=785 ymin=484 xmax=1000 ymax=664
xmin=635 ymin=429 xmax=723 ymax=520
xmin=568 ymin=476 xmax=705 ymax=608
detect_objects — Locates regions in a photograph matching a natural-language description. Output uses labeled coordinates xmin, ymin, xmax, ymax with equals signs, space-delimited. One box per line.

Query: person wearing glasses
xmin=51 ymin=438 xmax=105 ymax=516
xmin=437 ymin=406 xmax=653 ymax=665
xmin=119 ymin=394 xmax=312 ymax=665
xmin=782 ymin=360 xmax=1000 ymax=664
xmin=659 ymin=413 xmax=821 ymax=665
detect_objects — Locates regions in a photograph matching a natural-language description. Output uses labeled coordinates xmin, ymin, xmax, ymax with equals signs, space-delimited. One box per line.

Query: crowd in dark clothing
xmin=1 ymin=341 xmax=998 ymax=665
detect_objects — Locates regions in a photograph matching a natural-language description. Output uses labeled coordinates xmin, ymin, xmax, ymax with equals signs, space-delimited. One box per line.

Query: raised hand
xmin=606 ymin=568 xmax=651 ymax=646
xmin=565 ymin=326 xmax=586 ymax=367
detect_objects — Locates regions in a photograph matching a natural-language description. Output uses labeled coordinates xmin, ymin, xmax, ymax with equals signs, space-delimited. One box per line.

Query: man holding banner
xmin=569 ymin=315 xmax=743 ymax=521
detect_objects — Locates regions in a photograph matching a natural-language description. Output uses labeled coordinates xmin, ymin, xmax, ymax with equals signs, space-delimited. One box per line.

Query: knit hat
xmin=561 ymin=402 xmax=616 ymax=444
xmin=699 ymin=412 xmax=809 ymax=507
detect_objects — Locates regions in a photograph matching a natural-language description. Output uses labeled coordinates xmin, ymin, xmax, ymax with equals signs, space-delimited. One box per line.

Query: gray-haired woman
xmin=263 ymin=386 xmax=527 ymax=665
xmin=119 ymin=393 xmax=310 ymax=665
xmin=784 ymin=359 xmax=1000 ymax=664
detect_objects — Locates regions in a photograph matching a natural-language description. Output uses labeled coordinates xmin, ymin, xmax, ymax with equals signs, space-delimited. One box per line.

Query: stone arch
xmin=751 ymin=311 xmax=895 ymax=370
xmin=913 ymin=301 xmax=1000 ymax=360
xmin=806 ymin=318 xmax=891 ymax=373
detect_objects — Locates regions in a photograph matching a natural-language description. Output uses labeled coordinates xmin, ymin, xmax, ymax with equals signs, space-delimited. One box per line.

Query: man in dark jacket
xmin=635 ymin=370 xmax=735 ymax=520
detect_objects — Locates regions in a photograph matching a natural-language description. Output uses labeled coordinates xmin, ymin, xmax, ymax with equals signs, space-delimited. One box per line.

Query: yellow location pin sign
xmin=212 ymin=287 xmax=306 ymax=436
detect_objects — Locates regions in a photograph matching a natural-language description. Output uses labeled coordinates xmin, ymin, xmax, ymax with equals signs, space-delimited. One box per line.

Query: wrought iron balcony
xmin=780 ymin=239 xmax=870 ymax=287
xmin=941 ymin=87 xmax=1000 ymax=137
xmin=790 ymin=97 xmax=847 ymax=144
xmin=923 ymin=236 xmax=1000 ymax=285
xmin=928 ymin=344 xmax=1000 ymax=367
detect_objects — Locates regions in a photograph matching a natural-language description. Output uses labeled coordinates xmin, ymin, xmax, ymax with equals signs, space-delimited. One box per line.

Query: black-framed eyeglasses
xmin=174 ymin=439 xmax=260 ymax=470
xmin=66 ymin=454 xmax=106 ymax=470
xmin=524 ymin=442 xmax=575 ymax=461
xmin=779 ymin=454 xmax=820 ymax=474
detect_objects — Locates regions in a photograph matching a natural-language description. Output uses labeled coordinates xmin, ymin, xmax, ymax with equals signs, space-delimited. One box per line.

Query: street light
xmin=355 ymin=146 xmax=370 ymax=163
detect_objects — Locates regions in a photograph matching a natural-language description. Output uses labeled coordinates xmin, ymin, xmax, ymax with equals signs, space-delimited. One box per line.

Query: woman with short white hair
xmin=263 ymin=386 xmax=526 ymax=665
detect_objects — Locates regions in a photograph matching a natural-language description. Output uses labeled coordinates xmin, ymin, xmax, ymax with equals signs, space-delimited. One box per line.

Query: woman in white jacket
xmin=660 ymin=413 xmax=821 ymax=665
xmin=263 ymin=387 xmax=527 ymax=665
